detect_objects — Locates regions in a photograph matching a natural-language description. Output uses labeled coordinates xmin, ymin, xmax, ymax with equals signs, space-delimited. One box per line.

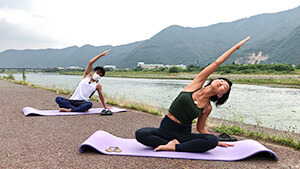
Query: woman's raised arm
xmin=184 ymin=36 xmax=250 ymax=91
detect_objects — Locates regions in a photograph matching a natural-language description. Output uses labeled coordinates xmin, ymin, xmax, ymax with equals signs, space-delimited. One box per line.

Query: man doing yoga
xmin=55 ymin=50 xmax=111 ymax=112
xmin=135 ymin=36 xmax=250 ymax=152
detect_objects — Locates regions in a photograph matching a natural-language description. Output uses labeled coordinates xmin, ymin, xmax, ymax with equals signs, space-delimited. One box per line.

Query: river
xmin=1 ymin=72 xmax=300 ymax=133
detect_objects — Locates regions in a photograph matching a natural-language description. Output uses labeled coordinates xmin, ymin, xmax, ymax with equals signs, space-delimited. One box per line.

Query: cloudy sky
xmin=0 ymin=0 xmax=299 ymax=52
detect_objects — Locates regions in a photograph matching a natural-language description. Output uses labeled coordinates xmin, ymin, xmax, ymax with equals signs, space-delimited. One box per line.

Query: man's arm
xmin=83 ymin=50 xmax=110 ymax=79
xmin=96 ymin=83 xmax=111 ymax=109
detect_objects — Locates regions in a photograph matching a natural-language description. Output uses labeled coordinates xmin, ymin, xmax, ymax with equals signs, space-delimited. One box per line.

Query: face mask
xmin=92 ymin=73 xmax=101 ymax=81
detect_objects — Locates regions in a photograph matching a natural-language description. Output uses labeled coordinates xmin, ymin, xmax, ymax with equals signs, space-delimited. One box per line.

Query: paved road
xmin=0 ymin=79 xmax=299 ymax=168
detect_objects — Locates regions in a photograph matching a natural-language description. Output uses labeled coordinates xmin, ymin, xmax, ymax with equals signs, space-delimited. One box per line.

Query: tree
xmin=169 ymin=66 xmax=180 ymax=73
xmin=187 ymin=65 xmax=196 ymax=72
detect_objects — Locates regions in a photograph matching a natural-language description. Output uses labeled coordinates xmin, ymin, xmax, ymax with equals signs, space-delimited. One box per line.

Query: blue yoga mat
xmin=79 ymin=130 xmax=279 ymax=161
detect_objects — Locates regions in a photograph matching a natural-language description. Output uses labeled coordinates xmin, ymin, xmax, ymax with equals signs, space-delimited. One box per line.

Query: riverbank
xmin=2 ymin=71 xmax=300 ymax=88
xmin=1 ymin=79 xmax=300 ymax=168
xmin=62 ymin=71 xmax=300 ymax=88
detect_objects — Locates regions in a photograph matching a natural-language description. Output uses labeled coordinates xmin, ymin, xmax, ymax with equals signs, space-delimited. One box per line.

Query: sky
xmin=0 ymin=0 xmax=300 ymax=52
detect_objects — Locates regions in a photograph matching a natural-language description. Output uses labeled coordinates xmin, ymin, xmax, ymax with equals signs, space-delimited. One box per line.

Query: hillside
xmin=0 ymin=6 xmax=300 ymax=68
xmin=0 ymin=41 xmax=143 ymax=68
xmin=269 ymin=25 xmax=300 ymax=64
xmin=120 ymin=6 xmax=300 ymax=67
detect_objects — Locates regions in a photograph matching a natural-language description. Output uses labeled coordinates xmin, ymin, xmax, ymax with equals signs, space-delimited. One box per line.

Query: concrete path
xmin=0 ymin=80 xmax=299 ymax=169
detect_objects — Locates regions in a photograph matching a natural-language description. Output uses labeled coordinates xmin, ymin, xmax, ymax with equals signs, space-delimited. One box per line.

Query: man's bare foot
xmin=59 ymin=108 xmax=71 ymax=112
xmin=154 ymin=139 xmax=180 ymax=152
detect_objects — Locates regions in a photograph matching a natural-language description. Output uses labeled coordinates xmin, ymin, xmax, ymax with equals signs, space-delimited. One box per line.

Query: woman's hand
xmin=100 ymin=49 xmax=110 ymax=56
xmin=235 ymin=36 xmax=250 ymax=49
xmin=218 ymin=141 xmax=234 ymax=147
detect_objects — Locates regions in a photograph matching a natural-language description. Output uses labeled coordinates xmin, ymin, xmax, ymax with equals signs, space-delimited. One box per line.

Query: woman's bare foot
xmin=154 ymin=139 xmax=180 ymax=152
xmin=59 ymin=108 xmax=71 ymax=112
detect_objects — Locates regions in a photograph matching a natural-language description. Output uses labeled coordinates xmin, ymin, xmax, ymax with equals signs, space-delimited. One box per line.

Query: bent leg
xmin=175 ymin=133 xmax=218 ymax=152
xmin=71 ymin=102 xmax=93 ymax=112
xmin=55 ymin=97 xmax=74 ymax=109
xmin=135 ymin=127 xmax=171 ymax=148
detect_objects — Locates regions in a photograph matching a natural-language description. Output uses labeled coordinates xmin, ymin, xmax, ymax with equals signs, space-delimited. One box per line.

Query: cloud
xmin=0 ymin=0 xmax=62 ymax=52
xmin=0 ymin=0 xmax=32 ymax=10
xmin=0 ymin=0 xmax=299 ymax=52
xmin=0 ymin=19 xmax=60 ymax=52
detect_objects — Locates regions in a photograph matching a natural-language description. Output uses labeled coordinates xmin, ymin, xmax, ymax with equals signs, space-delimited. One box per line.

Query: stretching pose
xmin=55 ymin=50 xmax=111 ymax=112
xmin=135 ymin=37 xmax=250 ymax=152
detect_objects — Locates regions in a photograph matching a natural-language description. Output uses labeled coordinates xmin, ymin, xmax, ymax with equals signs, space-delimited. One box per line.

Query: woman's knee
xmin=135 ymin=128 xmax=145 ymax=141
xmin=135 ymin=128 xmax=151 ymax=142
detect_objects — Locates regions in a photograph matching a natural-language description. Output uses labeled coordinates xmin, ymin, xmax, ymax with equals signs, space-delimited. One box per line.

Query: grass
xmin=0 ymin=76 xmax=73 ymax=95
xmin=213 ymin=124 xmax=300 ymax=150
xmin=92 ymin=95 xmax=165 ymax=116
xmin=105 ymin=71 xmax=300 ymax=88
xmin=4 ymin=70 xmax=300 ymax=88
xmin=231 ymin=78 xmax=300 ymax=87
xmin=1 ymin=76 xmax=299 ymax=151
xmin=1 ymin=73 xmax=15 ymax=80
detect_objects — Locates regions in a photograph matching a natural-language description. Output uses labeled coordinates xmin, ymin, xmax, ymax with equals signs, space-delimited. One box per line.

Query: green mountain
xmin=120 ymin=6 xmax=300 ymax=67
xmin=0 ymin=6 xmax=300 ymax=68
xmin=269 ymin=25 xmax=300 ymax=64
xmin=0 ymin=41 xmax=143 ymax=68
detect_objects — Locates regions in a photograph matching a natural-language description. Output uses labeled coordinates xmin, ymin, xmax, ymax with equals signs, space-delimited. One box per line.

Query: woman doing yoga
xmin=135 ymin=36 xmax=250 ymax=152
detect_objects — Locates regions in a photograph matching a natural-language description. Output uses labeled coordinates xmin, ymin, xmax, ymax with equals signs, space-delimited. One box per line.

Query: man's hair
xmin=94 ymin=66 xmax=105 ymax=76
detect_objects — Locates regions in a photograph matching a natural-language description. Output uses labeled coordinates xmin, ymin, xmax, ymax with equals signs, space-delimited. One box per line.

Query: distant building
xmin=137 ymin=62 xmax=164 ymax=69
xmin=165 ymin=64 xmax=187 ymax=69
xmin=137 ymin=62 xmax=186 ymax=69
xmin=104 ymin=65 xmax=117 ymax=70
xmin=137 ymin=62 xmax=145 ymax=67
xmin=68 ymin=66 xmax=84 ymax=70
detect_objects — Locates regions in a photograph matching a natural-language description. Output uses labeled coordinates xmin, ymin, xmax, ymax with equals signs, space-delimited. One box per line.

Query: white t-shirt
xmin=70 ymin=77 xmax=98 ymax=102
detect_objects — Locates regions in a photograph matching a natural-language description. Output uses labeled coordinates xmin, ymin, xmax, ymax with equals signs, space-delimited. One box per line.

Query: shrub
xmin=169 ymin=66 xmax=180 ymax=73
xmin=5 ymin=73 xmax=15 ymax=80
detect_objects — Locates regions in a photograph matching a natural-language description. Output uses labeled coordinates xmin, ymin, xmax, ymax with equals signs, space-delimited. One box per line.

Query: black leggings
xmin=135 ymin=115 xmax=218 ymax=152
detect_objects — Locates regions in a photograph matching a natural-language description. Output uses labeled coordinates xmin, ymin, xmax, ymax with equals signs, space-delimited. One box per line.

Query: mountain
xmin=269 ymin=25 xmax=300 ymax=64
xmin=120 ymin=6 xmax=300 ymax=67
xmin=0 ymin=6 xmax=300 ymax=68
xmin=0 ymin=41 xmax=143 ymax=68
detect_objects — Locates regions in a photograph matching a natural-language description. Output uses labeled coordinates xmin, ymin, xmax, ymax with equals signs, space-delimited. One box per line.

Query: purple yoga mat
xmin=22 ymin=107 xmax=127 ymax=116
xmin=79 ymin=130 xmax=279 ymax=161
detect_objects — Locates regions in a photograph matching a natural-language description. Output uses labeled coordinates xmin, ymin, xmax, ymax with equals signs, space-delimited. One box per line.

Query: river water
xmin=2 ymin=73 xmax=300 ymax=133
